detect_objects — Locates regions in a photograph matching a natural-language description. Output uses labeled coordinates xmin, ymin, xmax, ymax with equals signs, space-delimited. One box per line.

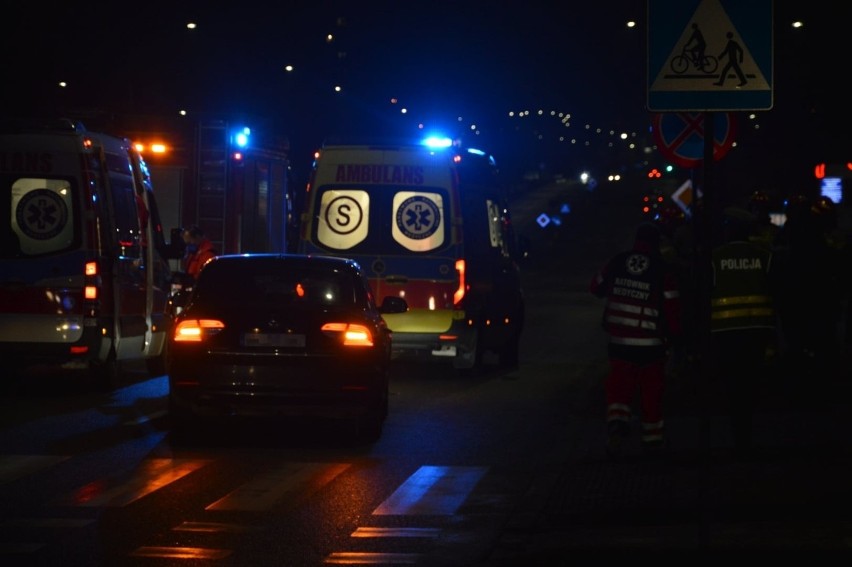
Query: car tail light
xmin=174 ymin=319 xmax=225 ymax=342
xmin=321 ymin=322 xmax=374 ymax=347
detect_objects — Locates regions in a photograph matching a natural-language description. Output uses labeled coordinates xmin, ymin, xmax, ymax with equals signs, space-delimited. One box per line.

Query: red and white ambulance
xmin=0 ymin=118 xmax=172 ymax=389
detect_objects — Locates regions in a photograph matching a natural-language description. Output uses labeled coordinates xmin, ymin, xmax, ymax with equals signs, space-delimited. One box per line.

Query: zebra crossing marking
xmin=58 ymin=458 xmax=210 ymax=507
xmin=373 ymin=465 xmax=488 ymax=515
xmin=206 ymin=462 xmax=349 ymax=511
xmin=129 ymin=545 xmax=231 ymax=560
xmin=351 ymin=526 xmax=441 ymax=538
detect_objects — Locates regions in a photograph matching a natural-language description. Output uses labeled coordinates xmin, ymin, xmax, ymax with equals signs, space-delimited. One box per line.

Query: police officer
xmin=710 ymin=206 xmax=778 ymax=458
xmin=590 ymin=222 xmax=683 ymax=457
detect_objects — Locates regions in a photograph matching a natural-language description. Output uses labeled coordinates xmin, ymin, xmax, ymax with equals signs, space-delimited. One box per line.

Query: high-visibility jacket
xmin=710 ymin=240 xmax=775 ymax=332
xmin=183 ymin=238 xmax=217 ymax=281
xmin=590 ymin=242 xmax=681 ymax=348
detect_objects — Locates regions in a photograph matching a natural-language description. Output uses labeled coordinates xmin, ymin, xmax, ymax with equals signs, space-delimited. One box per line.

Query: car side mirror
xmin=379 ymin=296 xmax=408 ymax=314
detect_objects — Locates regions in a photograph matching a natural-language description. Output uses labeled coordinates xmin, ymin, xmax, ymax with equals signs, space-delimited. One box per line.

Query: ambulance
xmin=297 ymin=137 xmax=525 ymax=372
xmin=0 ymin=118 xmax=172 ymax=389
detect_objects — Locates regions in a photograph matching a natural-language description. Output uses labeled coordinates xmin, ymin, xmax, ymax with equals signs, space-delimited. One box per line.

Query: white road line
xmin=350 ymin=526 xmax=441 ymax=538
xmin=121 ymin=410 xmax=167 ymax=426
xmin=173 ymin=521 xmax=258 ymax=533
xmin=206 ymin=462 xmax=350 ymax=511
xmin=324 ymin=551 xmax=421 ymax=564
xmin=58 ymin=458 xmax=211 ymax=507
xmin=129 ymin=546 xmax=231 ymax=560
xmin=373 ymin=465 xmax=488 ymax=516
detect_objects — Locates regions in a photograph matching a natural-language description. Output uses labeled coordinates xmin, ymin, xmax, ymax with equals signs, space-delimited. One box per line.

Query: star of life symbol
xmin=396 ymin=195 xmax=440 ymax=240
xmin=17 ymin=189 xmax=68 ymax=240
xmin=626 ymin=253 xmax=650 ymax=275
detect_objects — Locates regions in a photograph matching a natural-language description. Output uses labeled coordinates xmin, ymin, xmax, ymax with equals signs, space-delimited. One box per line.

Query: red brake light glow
xmin=321 ymin=322 xmax=374 ymax=346
xmin=174 ymin=319 xmax=225 ymax=342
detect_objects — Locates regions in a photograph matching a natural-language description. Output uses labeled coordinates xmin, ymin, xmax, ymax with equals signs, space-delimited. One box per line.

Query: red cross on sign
xmin=652 ymin=112 xmax=737 ymax=168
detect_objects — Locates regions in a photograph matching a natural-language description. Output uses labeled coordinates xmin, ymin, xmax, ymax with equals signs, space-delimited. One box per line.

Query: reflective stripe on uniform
xmin=642 ymin=420 xmax=665 ymax=443
xmin=605 ymin=315 xmax=659 ymax=330
xmin=607 ymin=403 xmax=632 ymax=422
xmin=711 ymin=294 xmax=772 ymax=307
xmin=608 ymin=301 xmax=660 ymax=317
xmin=711 ymin=307 xmax=774 ymax=320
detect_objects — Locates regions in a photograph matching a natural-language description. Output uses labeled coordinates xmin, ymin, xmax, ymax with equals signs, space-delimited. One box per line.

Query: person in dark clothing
xmin=773 ymin=195 xmax=844 ymax=384
xmin=590 ymin=223 xmax=683 ymax=458
xmin=710 ymin=206 xmax=778 ymax=458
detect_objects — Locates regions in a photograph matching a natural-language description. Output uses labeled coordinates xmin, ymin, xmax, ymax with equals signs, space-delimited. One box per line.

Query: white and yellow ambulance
xmin=297 ymin=137 xmax=525 ymax=372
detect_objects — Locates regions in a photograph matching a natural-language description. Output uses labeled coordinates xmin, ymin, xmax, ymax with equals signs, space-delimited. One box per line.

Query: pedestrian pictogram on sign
xmin=647 ymin=0 xmax=773 ymax=111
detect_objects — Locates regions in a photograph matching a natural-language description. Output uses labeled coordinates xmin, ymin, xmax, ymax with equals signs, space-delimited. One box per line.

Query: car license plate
xmin=242 ymin=333 xmax=306 ymax=347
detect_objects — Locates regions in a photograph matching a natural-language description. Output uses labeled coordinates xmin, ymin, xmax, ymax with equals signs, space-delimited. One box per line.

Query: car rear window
xmin=195 ymin=261 xmax=359 ymax=307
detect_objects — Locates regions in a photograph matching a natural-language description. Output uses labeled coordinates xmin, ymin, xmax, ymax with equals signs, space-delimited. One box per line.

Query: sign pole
xmin=701 ymin=114 xmax=715 ymax=427
xmin=693 ymin=110 xmax=715 ymax=543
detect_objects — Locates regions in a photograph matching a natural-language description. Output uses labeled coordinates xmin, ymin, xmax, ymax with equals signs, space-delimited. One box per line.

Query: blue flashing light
xmin=466 ymin=147 xmax=486 ymax=156
xmin=422 ymin=136 xmax=453 ymax=149
xmin=233 ymin=127 xmax=251 ymax=148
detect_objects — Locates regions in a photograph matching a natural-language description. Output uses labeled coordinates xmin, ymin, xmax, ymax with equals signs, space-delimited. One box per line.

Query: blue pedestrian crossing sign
xmin=647 ymin=0 xmax=773 ymax=111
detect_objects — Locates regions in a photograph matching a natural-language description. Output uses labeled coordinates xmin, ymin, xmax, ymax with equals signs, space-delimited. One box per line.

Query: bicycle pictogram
xmin=670 ymin=22 xmax=718 ymax=76
xmin=669 ymin=45 xmax=718 ymax=75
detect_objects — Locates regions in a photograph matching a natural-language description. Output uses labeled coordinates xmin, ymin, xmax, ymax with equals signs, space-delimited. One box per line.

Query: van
xmin=297 ymin=138 xmax=525 ymax=372
xmin=0 ymin=118 xmax=172 ymax=389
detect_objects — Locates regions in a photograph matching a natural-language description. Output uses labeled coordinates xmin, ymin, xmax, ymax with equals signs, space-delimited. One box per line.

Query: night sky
xmin=1 ymin=1 xmax=847 ymax=194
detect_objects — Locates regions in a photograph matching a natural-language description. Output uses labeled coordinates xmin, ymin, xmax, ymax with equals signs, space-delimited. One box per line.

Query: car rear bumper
xmin=168 ymin=360 xmax=386 ymax=420
xmin=388 ymin=324 xmax=477 ymax=366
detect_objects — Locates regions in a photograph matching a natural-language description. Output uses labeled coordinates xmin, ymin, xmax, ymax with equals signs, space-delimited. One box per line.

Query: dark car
xmin=167 ymin=253 xmax=407 ymax=442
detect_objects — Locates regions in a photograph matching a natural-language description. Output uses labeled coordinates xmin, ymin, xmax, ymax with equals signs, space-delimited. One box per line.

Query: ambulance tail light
xmin=453 ymin=259 xmax=466 ymax=305
xmin=84 ymin=261 xmax=98 ymax=301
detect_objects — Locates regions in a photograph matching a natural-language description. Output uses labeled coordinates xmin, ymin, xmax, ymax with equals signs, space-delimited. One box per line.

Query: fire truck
xmin=86 ymin=114 xmax=296 ymax=265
